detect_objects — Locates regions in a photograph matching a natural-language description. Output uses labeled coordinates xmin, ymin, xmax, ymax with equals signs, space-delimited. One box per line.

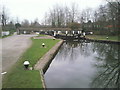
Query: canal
xmin=44 ymin=40 xmax=120 ymax=88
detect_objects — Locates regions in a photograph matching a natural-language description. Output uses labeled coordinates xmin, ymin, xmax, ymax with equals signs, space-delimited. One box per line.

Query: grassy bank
xmin=86 ymin=35 xmax=119 ymax=41
xmin=37 ymin=34 xmax=48 ymax=37
xmin=3 ymin=38 xmax=59 ymax=88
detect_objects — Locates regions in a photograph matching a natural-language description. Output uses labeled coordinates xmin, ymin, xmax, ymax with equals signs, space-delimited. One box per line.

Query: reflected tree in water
xmin=55 ymin=41 xmax=79 ymax=62
xmin=91 ymin=42 xmax=120 ymax=88
xmin=63 ymin=41 xmax=80 ymax=62
xmin=58 ymin=40 xmax=93 ymax=62
xmin=63 ymin=41 xmax=92 ymax=62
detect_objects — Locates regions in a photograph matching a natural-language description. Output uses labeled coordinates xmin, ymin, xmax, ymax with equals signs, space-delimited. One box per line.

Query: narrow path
xmin=2 ymin=34 xmax=36 ymax=72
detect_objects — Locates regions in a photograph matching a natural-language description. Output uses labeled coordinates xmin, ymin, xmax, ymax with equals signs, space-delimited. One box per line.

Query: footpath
xmin=2 ymin=34 xmax=36 ymax=72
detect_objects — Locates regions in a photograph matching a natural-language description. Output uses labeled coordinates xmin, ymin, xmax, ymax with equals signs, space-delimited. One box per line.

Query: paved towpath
xmin=2 ymin=34 xmax=36 ymax=72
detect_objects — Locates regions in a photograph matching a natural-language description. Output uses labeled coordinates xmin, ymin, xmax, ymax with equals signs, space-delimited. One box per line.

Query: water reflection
xmin=44 ymin=40 xmax=120 ymax=88
xmin=91 ymin=43 xmax=120 ymax=88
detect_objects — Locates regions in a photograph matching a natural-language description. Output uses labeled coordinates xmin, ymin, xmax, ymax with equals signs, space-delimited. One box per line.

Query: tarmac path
xmin=1 ymin=34 xmax=36 ymax=72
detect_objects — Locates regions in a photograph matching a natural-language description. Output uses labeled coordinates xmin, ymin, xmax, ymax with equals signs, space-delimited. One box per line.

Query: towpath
xmin=2 ymin=34 xmax=36 ymax=72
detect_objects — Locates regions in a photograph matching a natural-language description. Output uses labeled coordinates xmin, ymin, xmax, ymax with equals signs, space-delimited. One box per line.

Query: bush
xmin=93 ymin=29 xmax=119 ymax=36
xmin=2 ymin=24 xmax=16 ymax=35
xmin=68 ymin=22 xmax=80 ymax=30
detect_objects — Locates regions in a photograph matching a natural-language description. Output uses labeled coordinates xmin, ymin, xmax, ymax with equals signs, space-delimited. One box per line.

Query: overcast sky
xmin=1 ymin=0 xmax=107 ymax=23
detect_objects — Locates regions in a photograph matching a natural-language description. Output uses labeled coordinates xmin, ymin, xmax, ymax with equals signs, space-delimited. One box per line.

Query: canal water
xmin=44 ymin=40 xmax=120 ymax=88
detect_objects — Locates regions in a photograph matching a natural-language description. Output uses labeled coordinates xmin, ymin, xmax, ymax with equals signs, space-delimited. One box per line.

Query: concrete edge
xmin=42 ymin=40 xmax=64 ymax=74
xmin=34 ymin=39 xmax=64 ymax=88
xmin=39 ymin=69 xmax=47 ymax=89
xmin=84 ymin=37 xmax=120 ymax=44
xmin=34 ymin=40 xmax=63 ymax=71
xmin=0 ymin=39 xmax=2 ymax=89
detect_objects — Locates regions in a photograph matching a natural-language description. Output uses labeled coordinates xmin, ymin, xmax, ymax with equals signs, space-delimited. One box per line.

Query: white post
xmin=73 ymin=31 xmax=74 ymax=34
xmin=90 ymin=32 xmax=93 ymax=35
xmin=80 ymin=31 xmax=82 ymax=34
xmin=24 ymin=31 xmax=26 ymax=34
xmin=58 ymin=31 xmax=60 ymax=34
xmin=66 ymin=31 xmax=68 ymax=35
xmin=54 ymin=31 xmax=56 ymax=36
xmin=83 ymin=32 xmax=85 ymax=37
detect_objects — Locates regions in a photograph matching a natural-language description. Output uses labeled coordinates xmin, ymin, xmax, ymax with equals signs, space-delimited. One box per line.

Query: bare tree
xmin=43 ymin=12 xmax=48 ymax=26
xmin=21 ymin=19 xmax=30 ymax=27
xmin=1 ymin=6 xmax=9 ymax=31
xmin=64 ymin=6 xmax=70 ymax=27
xmin=42 ymin=1 xmax=119 ymax=35
xmin=43 ymin=3 xmax=79 ymax=28
xmin=70 ymin=2 xmax=78 ymax=23
xmin=106 ymin=0 xmax=120 ymax=31
xmin=32 ymin=18 xmax=40 ymax=27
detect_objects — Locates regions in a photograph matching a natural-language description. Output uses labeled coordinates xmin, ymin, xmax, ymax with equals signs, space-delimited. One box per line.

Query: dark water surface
xmin=44 ymin=40 xmax=120 ymax=88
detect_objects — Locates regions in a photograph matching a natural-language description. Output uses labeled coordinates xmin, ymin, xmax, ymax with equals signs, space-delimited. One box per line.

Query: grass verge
xmin=36 ymin=34 xmax=48 ymax=37
xmin=86 ymin=35 xmax=119 ymax=41
xmin=2 ymin=34 xmax=12 ymax=38
xmin=2 ymin=38 xmax=59 ymax=88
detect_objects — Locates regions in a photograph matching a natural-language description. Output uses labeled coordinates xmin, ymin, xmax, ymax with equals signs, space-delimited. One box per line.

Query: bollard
xmin=66 ymin=31 xmax=68 ymax=35
xmin=106 ymin=37 xmax=108 ymax=39
xmin=23 ymin=61 xmax=30 ymax=70
xmin=42 ymin=43 xmax=45 ymax=47
xmin=53 ymin=38 xmax=55 ymax=40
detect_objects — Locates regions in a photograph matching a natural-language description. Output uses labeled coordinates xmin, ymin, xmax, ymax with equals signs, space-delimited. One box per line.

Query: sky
xmin=1 ymin=0 xmax=107 ymax=23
